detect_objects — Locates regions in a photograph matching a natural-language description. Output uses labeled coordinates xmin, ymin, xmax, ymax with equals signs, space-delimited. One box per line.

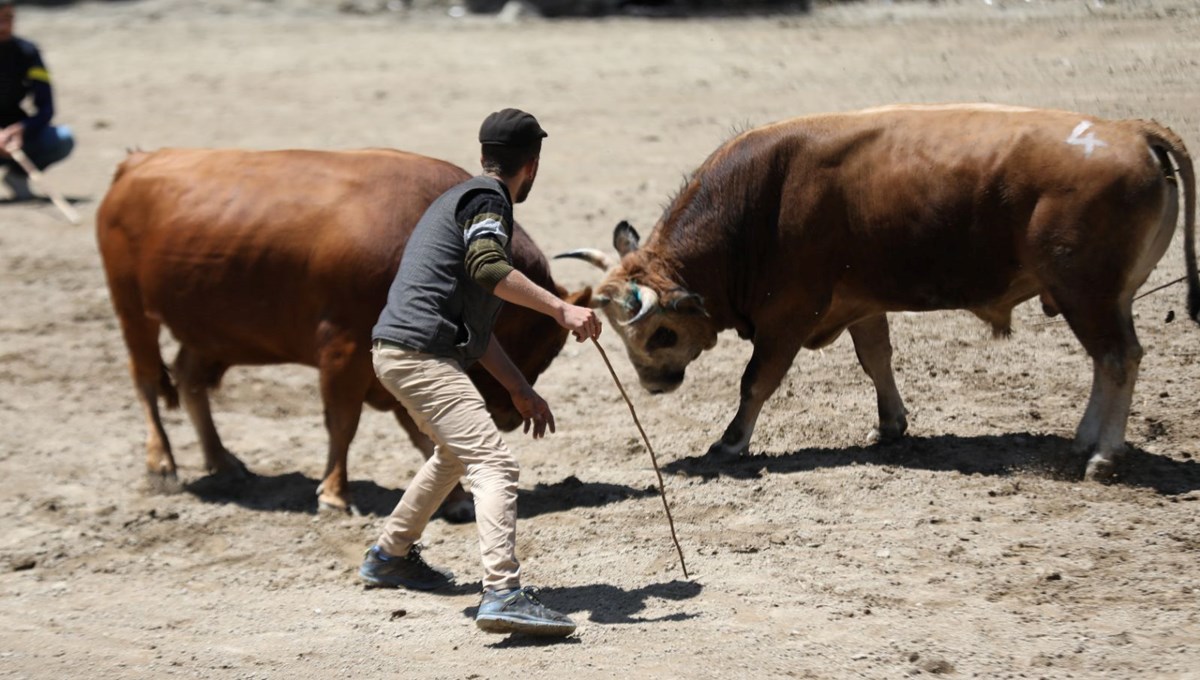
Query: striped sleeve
xmin=459 ymin=192 xmax=514 ymax=292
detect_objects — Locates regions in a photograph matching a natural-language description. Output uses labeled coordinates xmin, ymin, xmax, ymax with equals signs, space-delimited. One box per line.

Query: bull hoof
xmin=146 ymin=470 xmax=183 ymax=495
xmin=706 ymin=440 xmax=748 ymax=458
xmin=439 ymin=498 xmax=476 ymax=524
xmin=1084 ymin=456 xmax=1118 ymax=483
xmin=867 ymin=424 xmax=906 ymax=445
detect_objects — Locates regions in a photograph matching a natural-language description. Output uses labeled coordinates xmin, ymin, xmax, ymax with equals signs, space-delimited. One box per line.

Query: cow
xmin=559 ymin=104 xmax=1197 ymax=481
xmin=97 ymin=148 xmax=590 ymax=517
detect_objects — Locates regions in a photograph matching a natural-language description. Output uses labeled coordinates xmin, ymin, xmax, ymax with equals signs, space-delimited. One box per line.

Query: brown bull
xmin=561 ymin=104 xmax=1198 ymax=480
xmin=97 ymin=148 xmax=589 ymax=515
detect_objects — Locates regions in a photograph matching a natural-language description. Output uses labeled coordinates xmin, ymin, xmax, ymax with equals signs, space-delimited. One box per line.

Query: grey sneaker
xmin=358 ymin=544 xmax=454 ymax=591
xmin=475 ymin=586 xmax=576 ymax=637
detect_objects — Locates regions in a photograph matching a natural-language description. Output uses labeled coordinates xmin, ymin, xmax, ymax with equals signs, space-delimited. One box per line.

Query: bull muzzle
xmin=639 ymin=368 xmax=686 ymax=394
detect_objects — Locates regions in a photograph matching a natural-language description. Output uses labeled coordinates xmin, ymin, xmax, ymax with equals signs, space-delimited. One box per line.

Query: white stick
xmin=7 ymin=147 xmax=80 ymax=225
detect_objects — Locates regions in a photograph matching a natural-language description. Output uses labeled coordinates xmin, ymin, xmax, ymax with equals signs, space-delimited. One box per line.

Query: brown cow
xmin=97 ymin=148 xmax=589 ymax=516
xmin=560 ymin=104 xmax=1197 ymax=480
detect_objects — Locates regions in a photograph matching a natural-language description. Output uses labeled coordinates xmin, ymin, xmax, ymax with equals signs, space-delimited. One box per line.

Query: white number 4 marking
xmin=1067 ymin=120 xmax=1108 ymax=157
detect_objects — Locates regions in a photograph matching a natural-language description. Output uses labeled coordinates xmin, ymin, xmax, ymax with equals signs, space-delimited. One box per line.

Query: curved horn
xmin=624 ymin=285 xmax=659 ymax=325
xmin=554 ymin=248 xmax=615 ymax=271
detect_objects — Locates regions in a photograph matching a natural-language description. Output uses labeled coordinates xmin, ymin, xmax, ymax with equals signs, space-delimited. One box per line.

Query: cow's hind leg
xmin=109 ymin=285 xmax=180 ymax=492
xmin=136 ymin=356 xmax=179 ymax=493
xmin=1059 ymin=300 xmax=1142 ymax=481
xmin=394 ymin=409 xmax=475 ymax=524
xmin=1049 ymin=174 xmax=1172 ymax=480
xmin=173 ymin=346 xmax=247 ymax=478
xmin=315 ymin=326 xmax=372 ymax=513
xmin=848 ymin=315 xmax=908 ymax=444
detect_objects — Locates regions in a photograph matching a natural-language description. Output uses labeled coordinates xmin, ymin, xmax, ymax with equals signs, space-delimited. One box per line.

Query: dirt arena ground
xmin=1 ymin=0 xmax=1199 ymax=677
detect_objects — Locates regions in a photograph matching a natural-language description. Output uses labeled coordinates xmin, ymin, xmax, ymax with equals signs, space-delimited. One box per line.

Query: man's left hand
xmin=512 ymin=385 xmax=556 ymax=439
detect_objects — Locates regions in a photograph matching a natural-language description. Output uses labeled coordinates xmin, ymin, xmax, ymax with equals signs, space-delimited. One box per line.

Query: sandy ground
xmin=1 ymin=0 xmax=1199 ymax=678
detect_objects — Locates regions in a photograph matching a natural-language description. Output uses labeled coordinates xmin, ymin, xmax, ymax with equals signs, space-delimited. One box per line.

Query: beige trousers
xmin=372 ymin=345 xmax=521 ymax=591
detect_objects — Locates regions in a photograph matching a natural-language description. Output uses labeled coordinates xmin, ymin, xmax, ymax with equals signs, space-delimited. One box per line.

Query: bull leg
xmin=315 ymin=328 xmax=372 ymax=514
xmin=848 ymin=315 xmax=908 ymax=444
xmin=1061 ymin=301 xmax=1142 ymax=481
xmin=173 ymin=347 xmax=247 ymax=477
xmin=110 ymin=291 xmax=179 ymax=491
xmin=135 ymin=370 xmax=178 ymax=493
xmin=394 ymin=408 xmax=475 ymax=524
xmin=708 ymin=334 xmax=806 ymax=457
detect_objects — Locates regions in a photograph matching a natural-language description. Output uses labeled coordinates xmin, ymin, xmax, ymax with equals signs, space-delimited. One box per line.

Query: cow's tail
xmin=1137 ymin=120 xmax=1198 ymax=323
xmin=97 ymin=147 xmax=179 ymax=411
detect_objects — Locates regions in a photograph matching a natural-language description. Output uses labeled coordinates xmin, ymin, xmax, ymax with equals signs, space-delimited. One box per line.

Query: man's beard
xmin=513 ymin=175 xmax=535 ymax=203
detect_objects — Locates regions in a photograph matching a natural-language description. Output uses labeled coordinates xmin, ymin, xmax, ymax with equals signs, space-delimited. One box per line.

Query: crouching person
xmin=0 ymin=0 xmax=73 ymax=201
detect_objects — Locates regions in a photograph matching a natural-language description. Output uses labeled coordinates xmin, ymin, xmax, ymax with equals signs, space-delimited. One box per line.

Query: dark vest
xmin=372 ymin=176 xmax=513 ymax=368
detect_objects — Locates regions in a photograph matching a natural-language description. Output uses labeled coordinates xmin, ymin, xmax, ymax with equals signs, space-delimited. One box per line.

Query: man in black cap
xmin=360 ymin=108 xmax=601 ymax=636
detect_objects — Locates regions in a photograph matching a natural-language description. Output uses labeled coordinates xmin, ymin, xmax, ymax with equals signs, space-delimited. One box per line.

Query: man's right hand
xmin=0 ymin=123 xmax=23 ymax=156
xmin=492 ymin=269 xmax=602 ymax=341
xmin=558 ymin=304 xmax=601 ymax=342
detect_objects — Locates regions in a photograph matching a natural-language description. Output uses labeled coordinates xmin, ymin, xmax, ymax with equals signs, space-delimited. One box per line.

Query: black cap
xmin=478 ymin=108 xmax=548 ymax=148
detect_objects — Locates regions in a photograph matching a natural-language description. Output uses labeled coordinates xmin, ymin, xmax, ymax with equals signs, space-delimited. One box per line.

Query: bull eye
xmin=646 ymin=326 xmax=678 ymax=351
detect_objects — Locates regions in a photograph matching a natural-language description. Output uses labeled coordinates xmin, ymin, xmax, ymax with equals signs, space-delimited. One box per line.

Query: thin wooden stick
xmin=1033 ymin=275 xmax=1188 ymax=327
xmin=590 ymin=337 xmax=689 ymax=579
xmin=7 ymin=147 xmax=80 ymax=225
xmin=1133 ymin=275 xmax=1187 ymax=302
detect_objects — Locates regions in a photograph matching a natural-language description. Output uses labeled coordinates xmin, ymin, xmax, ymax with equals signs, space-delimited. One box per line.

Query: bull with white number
xmin=560 ymin=105 xmax=1198 ymax=480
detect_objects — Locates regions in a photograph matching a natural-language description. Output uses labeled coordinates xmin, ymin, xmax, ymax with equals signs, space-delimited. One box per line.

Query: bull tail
xmin=110 ymin=148 xmax=153 ymax=185
xmin=160 ymin=363 xmax=180 ymax=409
xmin=1136 ymin=119 xmax=1198 ymax=322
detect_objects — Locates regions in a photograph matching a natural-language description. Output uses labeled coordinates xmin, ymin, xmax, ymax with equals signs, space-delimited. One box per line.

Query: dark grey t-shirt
xmin=372 ymin=176 xmax=515 ymax=368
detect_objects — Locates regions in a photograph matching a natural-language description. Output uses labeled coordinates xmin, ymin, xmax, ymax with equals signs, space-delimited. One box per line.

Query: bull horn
xmin=625 ymin=285 xmax=659 ymax=325
xmin=554 ymin=249 xmax=615 ymax=271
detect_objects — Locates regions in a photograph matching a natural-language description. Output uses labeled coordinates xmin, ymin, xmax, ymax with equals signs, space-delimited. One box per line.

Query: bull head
xmin=556 ymin=221 xmax=718 ymax=394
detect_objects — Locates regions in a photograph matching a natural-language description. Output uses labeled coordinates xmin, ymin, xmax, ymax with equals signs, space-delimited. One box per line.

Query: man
xmin=360 ymin=109 xmax=601 ymax=637
xmin=0 ymin=0 xmax=73 ymax=201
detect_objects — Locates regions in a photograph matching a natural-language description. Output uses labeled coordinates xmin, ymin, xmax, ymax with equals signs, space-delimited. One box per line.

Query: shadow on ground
xmin=458 ymin=579 xmax=702 ymax=646
xmin=0 ymin=194 xmax=90 ymax=206
xmin=185 ymin=471 xmax=656 ymax=516
xmin=663 ymin=432 xmax=1200 ymax=495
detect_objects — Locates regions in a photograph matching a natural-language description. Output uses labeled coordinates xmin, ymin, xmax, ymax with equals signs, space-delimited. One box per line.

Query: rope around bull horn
xmin=590 ymin=337 xmax=689 ymax=579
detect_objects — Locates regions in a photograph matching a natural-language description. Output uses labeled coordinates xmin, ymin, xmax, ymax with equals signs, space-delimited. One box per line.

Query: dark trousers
xmin=5 ymin=124 xmax=74 ymax=175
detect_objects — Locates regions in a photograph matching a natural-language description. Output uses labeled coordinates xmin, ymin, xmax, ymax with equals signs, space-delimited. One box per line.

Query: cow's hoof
xmin=207 ymin=452 xmax=250 ymax=479
xmin=439 ymin=498 xmax=476 ymax=524
xmin=316 ymin=488 xmax=353 ymax=515
xmin=1084 ymin=456 xmax=1118 ymax=483
xmin=317 ymin=499 xmax=360 ymax=516
xmin=867 ymin=425 xmax=906 ymax=445
xmin=706 ymin=440 xmax=748 ymax=458
xmin=146 ymin=471 xmax=183 ymax=495
xmin=206 ymin=464 xmax=254 ymax=488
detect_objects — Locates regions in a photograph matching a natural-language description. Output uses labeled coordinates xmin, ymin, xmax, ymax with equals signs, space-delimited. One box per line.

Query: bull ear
xmin=668 ymin=291 xmax=708 ymax=317
xmin=613 ymin=221 xmax=640 ymax=256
